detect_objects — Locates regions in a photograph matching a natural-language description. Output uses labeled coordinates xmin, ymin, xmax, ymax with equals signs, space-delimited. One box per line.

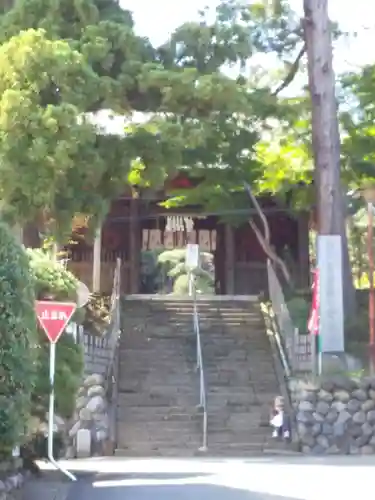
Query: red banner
xmin=308 ymin=269 xmax=319 ymax=335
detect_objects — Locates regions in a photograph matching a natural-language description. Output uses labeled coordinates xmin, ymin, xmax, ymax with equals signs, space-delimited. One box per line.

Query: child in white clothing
xmin=270 ymin=396 xmax=291 ymax=440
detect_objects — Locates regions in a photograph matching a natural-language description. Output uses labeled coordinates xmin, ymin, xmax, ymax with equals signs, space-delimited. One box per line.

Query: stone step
xmin=116 ymin=298 xmax=284 ymax=456
xmin=115 ymin=443 xmax=202 ymax=456
xmin=123 ymin=306 xmax=260 ymax=311
xmin=116 ymin=420 xmax=202 ymax=435
xmin=120 ymin=328 xmax=264 ymax=335
xmin=114 ymin=447 xmax=201 ymax=457
xmin=123 ymin=319 xmax=262 ymax=324
xmin=122 ymin=323 xmax=262 ymax=330
xmin=123 ymin=302 xmax=260 ymax=309
xmin=124 ymin=303 xmax=260 ymax=309
xmin=114 ymin=445 xmax=297 ymax=458
xmin=115 ymin=443 xmax=299 ymax=458
xmin=116 ymin=395 xmax=197 ymax=408
xmin=116 ymin=425 xmax=202 ymax=449
xmin=116 ymin=411 xmax=201 ymax=423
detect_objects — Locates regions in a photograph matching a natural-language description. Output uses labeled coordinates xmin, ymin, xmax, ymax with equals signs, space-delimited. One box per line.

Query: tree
xmin=0 ymin=0 xmax=153 ymax=237
xmin=0 ymin=220 xmax=37 ymax=459
xmin=0 ymin=0 xmax=306 ymax=241
xmin=303 ymin=0 xmax=356 ymax=316
xmin=0 ymin=29 xmax=107 ymax=235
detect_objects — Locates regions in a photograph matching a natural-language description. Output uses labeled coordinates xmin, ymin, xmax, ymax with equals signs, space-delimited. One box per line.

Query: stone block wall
xmin=67 ymin=373 xmax=111 ymax=458
xmin=290 ymin=376 xmax=375 ymax=455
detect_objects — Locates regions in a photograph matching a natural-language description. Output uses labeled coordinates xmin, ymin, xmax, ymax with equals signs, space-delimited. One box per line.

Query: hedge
xmin=0 ymin=222 xmax=38 ymax=459
xmin=27 ymin=249 xmax=84 ymax=420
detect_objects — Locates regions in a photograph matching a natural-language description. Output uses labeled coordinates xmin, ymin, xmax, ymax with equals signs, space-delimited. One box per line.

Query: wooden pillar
xmin=129 ymin=197 xmax=141 ymax=293
xmin=297 ymin=212 xmax=310 ymax=289
xmin=92 ymin=226 xmax=102 ymax=292
xmin=225 ymin=224 xmax=235 ymax=295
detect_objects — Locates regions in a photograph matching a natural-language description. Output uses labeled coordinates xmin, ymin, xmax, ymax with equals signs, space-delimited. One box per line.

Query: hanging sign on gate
xmin=35 ymin=301 xmax=76 ymax=343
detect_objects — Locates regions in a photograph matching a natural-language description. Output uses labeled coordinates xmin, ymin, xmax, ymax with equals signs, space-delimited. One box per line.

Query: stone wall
xmin=67 ymin=373 xmax=111 ymax=458
xmin=290 ymin=375 xmax=375 ymax=455
xmin=0 ymin=459 xmax=28 ymax=500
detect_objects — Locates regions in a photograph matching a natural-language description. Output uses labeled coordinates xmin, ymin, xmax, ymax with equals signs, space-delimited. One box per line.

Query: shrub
xmin=0 ymin=222 xmax=38 ymax=459
xmin=27 ymin=248 xmax=84 ymax=323
xmin=27 ymin=248 xmax=78 ymax=301
xmin=27 ymin=249 xmax=84 ymax=420
xmin=32 ymin=333 xmax=84 ymax=419
xmin=158 ymin=248 xmax=215 ymax=295
xmin=286 ymin=296 xmax=310 ymax=333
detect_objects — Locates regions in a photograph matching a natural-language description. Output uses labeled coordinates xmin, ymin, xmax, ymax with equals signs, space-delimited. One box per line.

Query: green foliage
xmin=0 ymin=221 xmax=38 ymax=459
xmin=27 ymin=249 xmax=78 ymax=301
xmin=158 ymin=248 xmax=215 ymax=295
xmin=0 ymin=0 xmax=309 ymax=233
xmin=25 ymin=249 xmax=84 ymax=419
xmin=286 ymin=296 xmax=310 ymax=334
xmin=0 ymin=28 xmax=108 ymax=232
xmin=32 ymin=333 xmax=83 ymax=419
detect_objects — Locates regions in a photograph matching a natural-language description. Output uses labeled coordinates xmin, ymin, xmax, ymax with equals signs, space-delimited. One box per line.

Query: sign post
xmin=185 ymin=244 xmax=200 ymax=297
xmin=35 ymin=301 xmax=77 ymax=482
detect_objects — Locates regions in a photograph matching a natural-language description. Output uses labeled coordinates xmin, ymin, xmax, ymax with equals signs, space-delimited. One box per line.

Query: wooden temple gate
xmin=67 ymin=194 xmax=310 ymax=295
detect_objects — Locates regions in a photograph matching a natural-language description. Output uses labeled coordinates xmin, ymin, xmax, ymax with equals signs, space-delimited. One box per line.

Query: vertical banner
xmin=317 ymin=235 xmax=344 ymax=353
xmin=308 ymin=268 xmax=320 ymax=375
xmin=307 ymin=268 xmax=319 ymax=336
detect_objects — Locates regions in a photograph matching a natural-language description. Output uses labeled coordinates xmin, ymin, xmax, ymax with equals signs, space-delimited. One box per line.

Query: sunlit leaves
xmin=0 ymin=29 xmax=103 ymax=229
xmin=0 ymin=0 xmax=311 ymax=234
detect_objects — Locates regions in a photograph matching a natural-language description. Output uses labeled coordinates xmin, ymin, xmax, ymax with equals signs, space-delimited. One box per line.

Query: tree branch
xmin=244 ymin=182 xmax=292 ymax=284
xmin=249 ymin=218 xmax=291 ymax=284
xmin=272 ymin=43 xmax=306 ymax=96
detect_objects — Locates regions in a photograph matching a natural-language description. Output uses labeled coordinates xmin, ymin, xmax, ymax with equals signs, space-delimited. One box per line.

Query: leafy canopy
xmin=0 ymin=0 xmax=310 ymax=233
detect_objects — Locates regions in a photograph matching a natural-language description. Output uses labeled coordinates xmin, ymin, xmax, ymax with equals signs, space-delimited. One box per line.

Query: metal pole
xmin=368 ymin=202 xmax=375 ymax=373
xmin=188 ymin=271 xmax=193 ymax=297
xmin=48 ymin=342 xmax=77 ymax=482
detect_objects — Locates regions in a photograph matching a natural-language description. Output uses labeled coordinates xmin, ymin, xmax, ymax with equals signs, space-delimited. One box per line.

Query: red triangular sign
xmin=35 ymin=301 xmax=77 ymax=343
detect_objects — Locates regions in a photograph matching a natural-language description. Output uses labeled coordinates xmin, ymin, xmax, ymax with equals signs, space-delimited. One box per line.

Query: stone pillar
xmin=92 ymin=226 xmax=102 ymax=292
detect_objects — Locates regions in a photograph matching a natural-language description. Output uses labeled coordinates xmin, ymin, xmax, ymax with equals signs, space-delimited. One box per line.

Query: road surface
xmin=33 ymin=455 xmax=375 ymax=500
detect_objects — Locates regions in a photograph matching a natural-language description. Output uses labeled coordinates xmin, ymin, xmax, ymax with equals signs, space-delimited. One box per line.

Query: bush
xmin=27 ymin=248 xmax=78 ymax=300
xmin=27 ymin=248 xmax=84 ymax=323
xmin=158 ymin=249 xmax=215 ymax=295
xmin=27 ymin=249 xmax=84 ymax=420
xmin=286 ymin=296 xmax=310 ymax=333
xmin=0 ymin=222 xmax=38 ymax=459
xmin=32 ymin=333 xmax=84 ymax=419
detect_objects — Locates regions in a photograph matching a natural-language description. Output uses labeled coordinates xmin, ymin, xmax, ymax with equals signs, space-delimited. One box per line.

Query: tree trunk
xmin=303 ymin=0 xmax=356 ymax=317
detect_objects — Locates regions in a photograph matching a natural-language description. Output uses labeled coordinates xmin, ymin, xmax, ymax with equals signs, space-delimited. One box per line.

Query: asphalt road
xmin=34 ymin=455 xmax=375 ymax=500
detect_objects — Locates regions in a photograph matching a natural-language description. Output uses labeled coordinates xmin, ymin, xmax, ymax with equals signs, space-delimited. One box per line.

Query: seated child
xmin=270 ymin=395 xmax=291 ymax=440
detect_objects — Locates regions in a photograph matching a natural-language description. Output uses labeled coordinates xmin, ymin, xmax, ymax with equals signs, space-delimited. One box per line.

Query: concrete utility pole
xmin=303 ymin=0 xmax=355 ymax=318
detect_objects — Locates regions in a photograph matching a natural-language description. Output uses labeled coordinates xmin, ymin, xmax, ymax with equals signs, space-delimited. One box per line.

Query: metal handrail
xmin=267 ymin=259 xmax=294 ymax=377
xmin=266 ymin=259 xmax=314 ymax=375
xmin=189 ymin=273 xmax=208 ymax=452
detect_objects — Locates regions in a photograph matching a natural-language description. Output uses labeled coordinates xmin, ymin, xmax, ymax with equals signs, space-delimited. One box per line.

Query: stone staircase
xmin=115 ymin=296 xmax=291 ymax=456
